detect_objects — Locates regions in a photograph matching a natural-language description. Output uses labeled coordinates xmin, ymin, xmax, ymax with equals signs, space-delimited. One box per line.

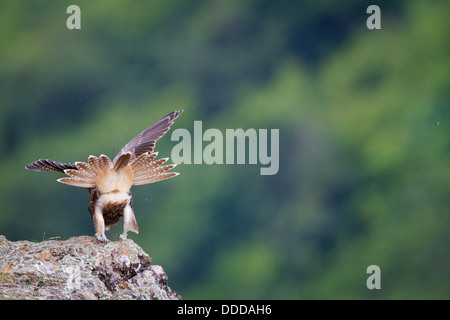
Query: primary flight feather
xmin=26 ymin=110 xmax=183 ymax=242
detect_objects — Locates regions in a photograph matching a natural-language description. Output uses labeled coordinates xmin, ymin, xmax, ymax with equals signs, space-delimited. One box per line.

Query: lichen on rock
xmin=0 ymin=235 xmax=181 ymax=300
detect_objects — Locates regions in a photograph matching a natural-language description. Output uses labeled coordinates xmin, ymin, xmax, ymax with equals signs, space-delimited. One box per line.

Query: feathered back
xmin=57 ymin=152 xmax=178 ymax=192
xmin=25 ymin=110 xmax=183 ymax=192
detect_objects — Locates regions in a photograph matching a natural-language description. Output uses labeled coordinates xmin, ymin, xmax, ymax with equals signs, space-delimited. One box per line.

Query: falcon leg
xmin=120 ymin=204 xmax=138 ymax=240
xmin=93 ymin=206 xmax=109 ymax=242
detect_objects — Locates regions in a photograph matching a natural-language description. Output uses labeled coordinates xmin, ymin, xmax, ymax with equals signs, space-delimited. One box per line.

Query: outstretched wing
xmin=26 ymin=110 xmax=183 ymax=190
xmin=25 ymin=159 xmax=77 ymax=173
xmin=113 ymin=109 xmax=183 ymax=163
xmin=58 ymin=152 xmax=179 ymax=191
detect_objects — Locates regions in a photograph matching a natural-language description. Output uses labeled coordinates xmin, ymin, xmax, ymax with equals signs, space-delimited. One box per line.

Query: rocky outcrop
xmin=0 ymin=235 xmax=181 ymax=300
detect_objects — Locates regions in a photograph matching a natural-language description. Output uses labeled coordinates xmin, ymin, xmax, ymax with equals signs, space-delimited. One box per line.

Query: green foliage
xmin=0 ymin=0 xmax=448 ymax=299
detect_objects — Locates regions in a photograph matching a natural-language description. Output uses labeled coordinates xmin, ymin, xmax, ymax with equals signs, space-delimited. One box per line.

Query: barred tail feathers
xmin=35 ymin=152 xmax=178 ymax=190
xmin=130 ymin=152 xmax=179 ymax=186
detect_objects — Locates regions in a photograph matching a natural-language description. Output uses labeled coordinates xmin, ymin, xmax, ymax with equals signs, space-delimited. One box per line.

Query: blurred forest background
xmin=0 ymin=0 xmax=448 ymax=299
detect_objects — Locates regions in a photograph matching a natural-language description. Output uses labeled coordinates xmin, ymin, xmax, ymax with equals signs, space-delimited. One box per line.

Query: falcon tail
xmin=57 ymin=152 xmax=178 ymax=192
xmin=129 ymin=152 xmax=179 ymax=186
xmin=26 ymin=110 xmax=183 ymax=192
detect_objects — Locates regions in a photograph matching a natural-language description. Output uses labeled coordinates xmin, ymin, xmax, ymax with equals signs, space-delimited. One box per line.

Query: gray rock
xmin=0 ymin=235 xmax=181 ymax=300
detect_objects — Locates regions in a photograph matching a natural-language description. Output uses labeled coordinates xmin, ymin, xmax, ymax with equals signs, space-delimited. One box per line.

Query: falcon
xmin=25 ymin=110 xmax=183 ymax=242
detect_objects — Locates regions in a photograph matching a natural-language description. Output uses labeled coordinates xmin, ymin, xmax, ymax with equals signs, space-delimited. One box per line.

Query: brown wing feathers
xmin=130 ymin=153 xmax=178 ymax=186
xmin=56 ymin=156 xmax=101 ymax=188
xmin=25 ymin=159 xmax=77 ymax=172
xmin=113 ymin=109 xmax=183 ymax=162
xmin=54 ymin=152 xmax=178 ymax=189
xmin=113 ymin=152 xmax=131 ymax=171
xmin=25 ymin=110 xmax=183 ymax=189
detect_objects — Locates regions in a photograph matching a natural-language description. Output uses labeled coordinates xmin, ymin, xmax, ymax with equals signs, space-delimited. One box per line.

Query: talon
xmin=119 ymin=233 xmax=128 ymax=240
xmin=96 ymin=234 xmax=110 ymax=242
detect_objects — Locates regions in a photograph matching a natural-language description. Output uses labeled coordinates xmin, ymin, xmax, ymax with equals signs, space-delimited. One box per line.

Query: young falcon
xmin=25 ymin=110 xmax=183 ymax=242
